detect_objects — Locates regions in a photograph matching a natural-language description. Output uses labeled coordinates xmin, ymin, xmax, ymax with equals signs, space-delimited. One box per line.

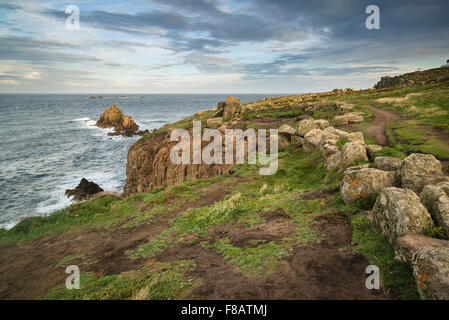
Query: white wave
xmin=72 ymin=117 xmax=91 ymax=122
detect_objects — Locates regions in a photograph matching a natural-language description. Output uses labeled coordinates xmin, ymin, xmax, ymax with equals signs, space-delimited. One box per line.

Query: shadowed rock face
xmin=65 ymin=178 xmax=104 ymax=201
xmin=96 ymin=105 xmax=140 ymax=136
xmin=124 ymin=129 xmax=234 ymax=195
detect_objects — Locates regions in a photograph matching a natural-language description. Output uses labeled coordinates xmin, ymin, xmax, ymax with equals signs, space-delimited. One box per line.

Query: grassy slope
xmin=4 ymin=82 xmax=449 ymax=299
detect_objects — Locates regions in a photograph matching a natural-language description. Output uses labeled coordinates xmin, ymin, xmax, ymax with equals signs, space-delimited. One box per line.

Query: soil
xmin=0 ymin=183 xmax=393 ymax=300
xmin=362 ymin=105 xmax=402 ymax=146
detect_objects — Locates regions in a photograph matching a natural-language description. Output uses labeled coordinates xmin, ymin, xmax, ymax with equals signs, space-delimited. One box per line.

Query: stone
xmin=337 ymin=104 xmax=355 ymax=113
xmin=401 ymin=153 xmax=449 ymax=194
xmin=65 ymin=178 xmax=104 ymax=202
xmin=313 ymin=119 xmax=330 ymax=130
xmin=395 ymin=234 xmax=449 ymax=300
xmin=372 ymin=187 xmax=434 ymax=243
xmin=323 ymin=126 xmax=350 ymax=140
xmin=278 ymin=124 xmax=296 ymax=137
xmin=333 ymin=112 xmax=364 ymax=126
xmin=374 ymin=157 xmax=403 ymax=171
xmin=346 ymin=132 xmax=365 ymax=144
xmin=279 ymin=135 xmax=291 ymax=148
xmin=297 ymin=119 xmax=319 ymax=137
xmin=223 ymin=97 xmax=241 ymax=122
xmin=340 ymin=142 xmax=368 ymax=168
xmin=206 ymin=117 xmax=223 ymax=128
xmin=366 ymin=145 xmax=383 ymax=161
xmin=325 ymin=151 xmax=341 ymax=170
xmin=291 ymin=136 xmax=304 ymax=147
xmin=96 ymin=104 xmax=140 ymax=136
xmin=320 ymin=132 xmax=340 ymax=158
xmin=341 ymin=167 xmax=397 ymax=204
xmin=420 ymin=185 xmax=449 ymax=232
xmin=212 ymin=101 xmax=226 ymax=117
xmin=304 ymin=129 xmax=324 ymax=151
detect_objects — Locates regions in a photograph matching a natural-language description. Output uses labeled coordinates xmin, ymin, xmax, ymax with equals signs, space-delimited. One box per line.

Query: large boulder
xmin=206 ymin=117 xmax=223 ymax=128
xmin=395 ymin=234 xmax=449 ymax=300
xmin=320 ymin=132 xmax=340 ymax=158
xmin=333 ymin=112 xmax=364 ymax=126
xmin=278 ymin=124 xmax=296 ymax=137
xmin=401 ymin=153 xmax=449 ymax=194
xmin=340 ymin=142 xmax=368 ymax=168
xmin=297 ymin=119 xmax=319 ymax=137
xmin=341 ymin=167 xmax=397 ymax=204
xmin=337 ymin=104 xmax=355 ymax=113
xmin=212 ymin=101 xmax=226 ymax=117
xmin=223 ymin=97 xmax=241 ymax=121
xmin=97 ymin=104 xmax=139 ymax=135
xmin=346 ymin=132 xmax=365 ymax=144
xmin=372 ymin=188 xmax=434 ymax=243
xmin=374 ymin=157 xmax=402 ymax=171
xmin=325 ymin=152 xmax=342 ymax=170
xmin=420 ymin=185 xmax=449 ymax=232
xmin=313 ymin=119 xmax=330 ymax=130
xmin=65 ymin=178 xmax=104 ymax=202
xmin=304 ymin=129 xmax=324 ymax=151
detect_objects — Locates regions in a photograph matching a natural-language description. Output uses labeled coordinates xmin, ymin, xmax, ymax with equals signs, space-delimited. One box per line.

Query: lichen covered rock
xmin=304 ymin=129 xmax=324 ymax=150
xmin=297 ymin=119 xmax=319 ymax=137
xmin=420 ymin=185 xmax=449 ymax=232
xmin=372 ymin=187 xmax=434 ymax=243
xmin=333 ymin=112 xmax=364 ymax=126
xmin=395 ymin=234 xmax=449 ymax=300
xmin=223 ymin=97 xmax=241 ymax=122
xmin=341 ymin=167 xmax=397 ymax=204
xmin=374 ymin=157 xmax=402 ymax=171
xmin=401 ymin=153 xmax=449 ymax=194
xmin=340 ymin=142 xmax=368 ymax=168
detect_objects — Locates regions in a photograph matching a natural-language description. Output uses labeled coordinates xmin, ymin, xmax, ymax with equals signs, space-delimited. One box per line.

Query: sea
xmin=0 ymin=94 xmax=285 ymax=229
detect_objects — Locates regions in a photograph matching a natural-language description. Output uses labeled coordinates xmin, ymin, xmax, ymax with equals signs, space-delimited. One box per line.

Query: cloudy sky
xmin=0 ymin=0 xmax=448 ymax=93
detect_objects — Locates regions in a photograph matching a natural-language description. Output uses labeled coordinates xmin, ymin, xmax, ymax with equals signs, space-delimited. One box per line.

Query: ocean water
xmin=0 ymin=94 xmax=282 ymax=229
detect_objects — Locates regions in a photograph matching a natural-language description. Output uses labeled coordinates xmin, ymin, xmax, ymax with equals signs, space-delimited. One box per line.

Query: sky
xmin=0 ymin=0 xmax=448 ymax=94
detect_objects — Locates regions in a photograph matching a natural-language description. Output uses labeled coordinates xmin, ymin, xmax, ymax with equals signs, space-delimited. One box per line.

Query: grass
xmin=350 ymin=215 xmax=420 ymax=300
xmin=386 ymin=120 xmax=449 ymax=159
xmin=214 ymin=237 xmax=290 ymax=277
xmin=41 ymin=260 xmax=198 ymax=300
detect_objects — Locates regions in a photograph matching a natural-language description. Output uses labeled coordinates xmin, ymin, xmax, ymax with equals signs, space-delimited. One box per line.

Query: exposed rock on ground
xmin=374 ymin=157 xmax=402 ymax=171
xmin=278 ymin=124 xmax=296 ymax=137
xmin=206 ymin=118 xmax=223 ymax=128
xmin=223 ymin=97 xmax=241 ymax=122
xmin=65 ymin=178 xmax=104 ymax=201
xmin=420 ymin=185 xmax=449 ymax=232
xmin=372 ymin=188 xmax=434 ymax=243
xmin=395 ymin=234 xmax=449 ymax=300
xmin=333 ymin=112 xmax=364 ymax=126
xmin=304 ymin=129 xmax=324 ymax=151
xmin=297 ymin=119 xmax=318 ymax=137
xmin=341 ymin=167 xmax=397 ymax=204
xmin=340 ymin=142 xmax=368 ymax=168
xmin=401 ymin=153 xmax=449 ymax=194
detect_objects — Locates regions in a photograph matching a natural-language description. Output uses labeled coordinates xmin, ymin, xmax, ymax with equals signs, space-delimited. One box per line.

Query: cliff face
xmin=374 ymin=67 xmax=449 ymax=89
xmin=124 ymin=128 xmax=234 ymax=195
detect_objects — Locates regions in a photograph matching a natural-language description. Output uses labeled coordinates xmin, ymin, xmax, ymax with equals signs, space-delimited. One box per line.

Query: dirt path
xmin=362 ymin=105 xmax=402 ymax=146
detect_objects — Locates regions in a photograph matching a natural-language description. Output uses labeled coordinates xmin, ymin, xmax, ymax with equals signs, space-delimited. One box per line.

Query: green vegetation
xmin=41 ymin=260 xmax=198 ymax=300
xmin=386 ymin=120 xmax=449 ymax=159
xmin=350 ymin=215 xmax=420 ymax=300
xmin=214 ymin=238 xmax=290 ymax=277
